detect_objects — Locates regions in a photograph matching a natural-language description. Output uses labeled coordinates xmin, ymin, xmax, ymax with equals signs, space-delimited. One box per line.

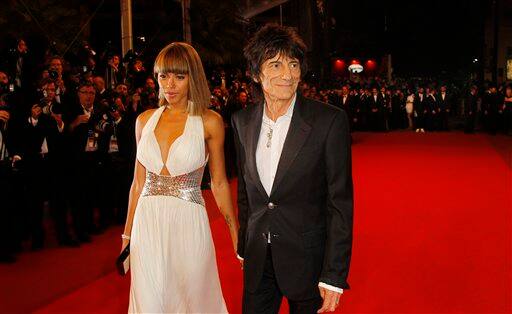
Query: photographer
xmin=104 ymin=54 xmax=125 ymax=90
xmin=46 ymin=56 xmax=69 ymax=104
xmin=37 ymin=79 xmax=78 ymax=246
xmin=92 ymin=76 xmax=111 ymax=105
xmin=8 ymin=88 xmax=68 ymax=249
xmin=97 ymin=98 xmax=135 ymax=225
xmin=0 ymin=90 xmax=18 ymax=262
xmin=66 ymin=82 xmax=106 ymax=242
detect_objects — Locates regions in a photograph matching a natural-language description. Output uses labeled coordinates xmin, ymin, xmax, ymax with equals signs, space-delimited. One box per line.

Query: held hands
xmin=317 ymin=286 xmax=341 ymax=313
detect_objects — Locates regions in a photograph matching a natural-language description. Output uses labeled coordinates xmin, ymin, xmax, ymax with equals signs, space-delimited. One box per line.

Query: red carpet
xmin=1 ymin=132 xmax=511 ymax=313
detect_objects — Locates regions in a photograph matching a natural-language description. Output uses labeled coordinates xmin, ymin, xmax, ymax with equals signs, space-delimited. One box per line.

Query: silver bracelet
xmin=121 ymin=234 xmax=131 ymax=240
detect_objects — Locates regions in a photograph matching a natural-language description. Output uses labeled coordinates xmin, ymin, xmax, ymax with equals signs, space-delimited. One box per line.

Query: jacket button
xmin=267 ymin=202 xmax=275 ymax=210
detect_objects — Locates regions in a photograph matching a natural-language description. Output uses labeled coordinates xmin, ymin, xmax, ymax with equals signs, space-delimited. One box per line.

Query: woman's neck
xmin=166 ymin=99 xmax=188 ymax=114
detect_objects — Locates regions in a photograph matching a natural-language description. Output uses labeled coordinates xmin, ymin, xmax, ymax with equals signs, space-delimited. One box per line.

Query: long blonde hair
xmin=153 ymin=42 xmax=210 ymax=116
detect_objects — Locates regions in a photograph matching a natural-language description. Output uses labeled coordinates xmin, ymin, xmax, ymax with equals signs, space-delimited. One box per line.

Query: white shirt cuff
xmin=237 ymin=254 xmax=244 ymax=261
xmin=318 ymin=282 xmax=343 ymax=294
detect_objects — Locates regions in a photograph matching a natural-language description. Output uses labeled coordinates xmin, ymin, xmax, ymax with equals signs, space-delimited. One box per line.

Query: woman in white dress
xmin=121 ymin=42 xmax=238 ymax=313
xmin=406 ymin=93 xmax=415 ymax=130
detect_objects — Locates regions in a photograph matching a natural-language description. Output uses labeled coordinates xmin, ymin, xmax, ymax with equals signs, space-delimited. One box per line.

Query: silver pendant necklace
xmin=266 ymin=127 xmax=273 ymax=148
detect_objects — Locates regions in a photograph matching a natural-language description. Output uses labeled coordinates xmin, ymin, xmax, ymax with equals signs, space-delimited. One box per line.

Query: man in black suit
xmin=425 ymin=88 xmax=439 ymax=131
xmin=232 ymin=24 xmax=353 ymax=314
xmin=65 ymin=82 xmax=105 ymax=242
xmin=97 ymin=102 xmax=135 ymax=225
xmin=339 ymin=85 xmax=356 ymax=130
xmin=414 ymin=87 xmax=427 ymax=132
xmin=438 ymin=85 xmax=451 ymax=131
xmin=464 ymin=85 xmax=478 ymax=133
xmin=367 ymin=86 xmax=385 ymax=131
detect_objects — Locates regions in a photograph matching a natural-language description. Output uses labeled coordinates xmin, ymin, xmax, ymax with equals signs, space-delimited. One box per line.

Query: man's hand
xmin=76 ymin=114 xmax=90 ymax=124
xmin=0 ymin=110 xmax=10 ymax=122
xmin=52 ymin=113 xmax=64 ymax=128
xmin=317 ymin=286 xmax=341 ymax=313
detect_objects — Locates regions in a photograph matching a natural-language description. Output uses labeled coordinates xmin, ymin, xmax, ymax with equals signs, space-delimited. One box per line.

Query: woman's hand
xmin=121 ymin=238 xmax=130 ymax=253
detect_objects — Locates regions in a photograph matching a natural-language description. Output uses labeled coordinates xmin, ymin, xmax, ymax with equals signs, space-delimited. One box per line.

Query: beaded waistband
xmin=141 ymin=166 xmax=205 ymax=206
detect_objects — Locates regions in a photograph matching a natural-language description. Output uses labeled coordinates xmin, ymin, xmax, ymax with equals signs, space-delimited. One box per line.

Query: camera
xmin=109 ymin=102 xmax=119 ymax=113
xmin=38 ymin=98 xmax=63 ymax=115
xmin=48 ymin=70 xmax=59 ymax=81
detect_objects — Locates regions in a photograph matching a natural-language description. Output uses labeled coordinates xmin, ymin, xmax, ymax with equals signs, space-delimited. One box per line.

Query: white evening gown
xmin=129 ymin=106 xmax=227 ymax=313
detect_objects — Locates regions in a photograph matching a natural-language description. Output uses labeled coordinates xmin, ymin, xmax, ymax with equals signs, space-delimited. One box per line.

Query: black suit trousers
xmin=243 ymin=245 xmax=323 ymax=314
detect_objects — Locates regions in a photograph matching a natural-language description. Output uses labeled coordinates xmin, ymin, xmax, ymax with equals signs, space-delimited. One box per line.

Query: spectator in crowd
xmin=464 ymin=85 xmax=479 ymax=134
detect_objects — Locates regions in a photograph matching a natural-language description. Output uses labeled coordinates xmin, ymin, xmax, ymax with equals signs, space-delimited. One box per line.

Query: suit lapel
xmin=270 ymin=94 xmax=312 ymax=196
xmin=243 ymin=103 xmax=268 ymax=198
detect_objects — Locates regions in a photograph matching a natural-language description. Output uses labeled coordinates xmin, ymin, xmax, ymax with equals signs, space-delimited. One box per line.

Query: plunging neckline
xmin=152 ymin=106 xmax=189 ymax=173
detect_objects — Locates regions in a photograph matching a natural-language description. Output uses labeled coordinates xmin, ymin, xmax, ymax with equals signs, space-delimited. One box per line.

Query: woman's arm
xmin=204 ymin=110 xmax=238 ymax=253
xmin=121 ymin=109 xmax=154 ymax=251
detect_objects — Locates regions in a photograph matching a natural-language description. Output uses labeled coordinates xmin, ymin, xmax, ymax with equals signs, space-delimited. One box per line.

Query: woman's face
xmin=506 ymin=87 xmax=512 ymax=97
xmin=157 ymin=72 xmax=189 ymax=106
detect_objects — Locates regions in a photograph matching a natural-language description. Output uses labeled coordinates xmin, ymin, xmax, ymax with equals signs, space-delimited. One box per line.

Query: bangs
xmin=264 ymin=47 xmax=301 ymax=64
xmin=154 ymin=44 xmax=190 ymax=75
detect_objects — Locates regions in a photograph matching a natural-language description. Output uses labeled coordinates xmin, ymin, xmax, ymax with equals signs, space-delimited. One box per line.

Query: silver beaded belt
xmin=141 ymin=166 xmax=205 ymax=206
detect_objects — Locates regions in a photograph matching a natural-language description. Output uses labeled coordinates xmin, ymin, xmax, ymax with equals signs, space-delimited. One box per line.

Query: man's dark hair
xmin=77 ymin=81 xmax=94 ymax=91
xmin=244 ymin=24 xmax=307 ymax=103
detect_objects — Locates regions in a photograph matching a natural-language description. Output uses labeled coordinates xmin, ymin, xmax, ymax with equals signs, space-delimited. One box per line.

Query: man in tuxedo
xmin=464 ymin=85 xmax=479 ymax=133
xmin=425 ymin=88 xmax=439 ymax=131
xmin=367 ymin=86 xmax=385 ymax=131
xmin=414 ymin=87 xmax=426 ymax=132
xmin=339 ymin=85 xmax=356 ymax=130
xmin=232 ymin=24 xmax=353 ymax=314
xmin=438 ymin=85 xmax=451 ymax=131
xmin=65 ymin=82 xmax=105 ymax=242
xmin=97 ymin=102 xmax=135 ymax=225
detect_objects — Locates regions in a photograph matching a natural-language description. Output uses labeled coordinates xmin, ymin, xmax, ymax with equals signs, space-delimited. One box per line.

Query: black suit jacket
xmin=438 ymin=93 xmax=451 ymax=111
xmin=414 ymin=94 xmax=426 ymax=116
xmin=232 ymin=94 xmax=353 ymax=299
xmin=65 ymin=102 xmax=105 ymax=159
xmin=10 ymin=114 xmax=63 ymax=160
xmin=367 ymin=94 xmax=384 ymax=111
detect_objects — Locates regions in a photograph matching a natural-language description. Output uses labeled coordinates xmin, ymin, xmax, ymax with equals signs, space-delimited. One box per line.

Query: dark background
xmin=0 ymin=0 xmax=491 ymax=78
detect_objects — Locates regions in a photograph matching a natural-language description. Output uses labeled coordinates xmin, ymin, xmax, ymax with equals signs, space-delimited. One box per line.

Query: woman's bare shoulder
xmin=202 ymin=109 xmax=224 ymax=138
xmin=203 ymin=109 xmax=224 ymax=127
xmin=136 ymin=108 xmax=158 ymax=125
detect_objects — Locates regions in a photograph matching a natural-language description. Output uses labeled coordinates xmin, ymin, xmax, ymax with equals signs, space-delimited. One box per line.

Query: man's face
xmin=440 ymin=86 xmax=447 ymax=93
xmin=78 ymin=86 xmax=96 ymax=108
xmin=112 ymin=56 xmax=120 ymax=66
xmin=50 ymin=58 xmax=63 ymax=75
xmin=238 ymin=92 xmax=248 ymax=103
xmin=43 ymin=83 xmax=56 ymax=101
xmin=134 ymin=60 xmax=143 ymax=71
xmin=116 ymin=84 xmax=128 ymax=96
xmin=419 ymin=88 xmax=424 ymax=94
xmin=372 ymin=88 xmax=378 ymax=95
xmin=0 ymin=72 xmax=8 ymax=85
xmin=18 ymin=40 xmax=27 ymax=53
xmin=213 ymin=88 xmax=222 ymax=98
xmin=93 ymin=77 xmax=105 ymax=91
xmin=259 ymin=53 xmax=301 ymax=103
xmin=145 ymin=78 xmax=156 ymax=90
xmin=341 ymin=86 xmax=349 ymax=95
